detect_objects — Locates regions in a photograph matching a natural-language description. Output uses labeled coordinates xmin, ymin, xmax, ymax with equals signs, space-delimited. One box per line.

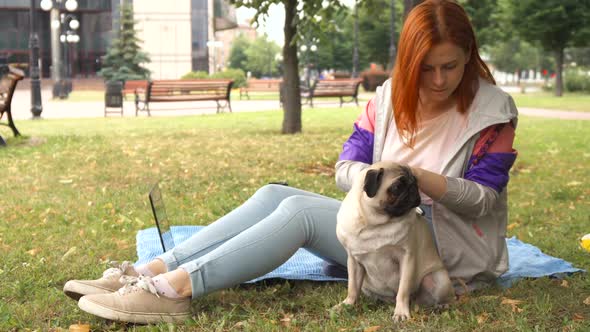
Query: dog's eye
xmin=388 ymin=179 xmax=405 ymax=195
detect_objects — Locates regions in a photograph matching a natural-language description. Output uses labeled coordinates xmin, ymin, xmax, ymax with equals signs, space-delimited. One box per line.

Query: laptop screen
xmin=149 ymin=183 xmax=175 ymax=252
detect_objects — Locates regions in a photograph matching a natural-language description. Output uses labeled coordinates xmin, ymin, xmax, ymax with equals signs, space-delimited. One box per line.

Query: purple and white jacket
xmin=335 ymin=78 xmax=518 ymax=292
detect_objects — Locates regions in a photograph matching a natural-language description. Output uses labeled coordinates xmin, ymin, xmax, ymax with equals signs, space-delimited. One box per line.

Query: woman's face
xmin=419 ymin=41 xmax=470 ymax=106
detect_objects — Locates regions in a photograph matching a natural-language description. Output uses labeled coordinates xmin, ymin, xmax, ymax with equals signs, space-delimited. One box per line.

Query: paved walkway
xmin=8 ymin=88 xmax=590 ymax=121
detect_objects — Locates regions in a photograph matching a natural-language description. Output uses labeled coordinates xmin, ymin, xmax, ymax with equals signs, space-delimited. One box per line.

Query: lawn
xmin=510 ymin=91 xmax=590 ymax=112
xmin=0 ymin=108 xmax=588 ymax=331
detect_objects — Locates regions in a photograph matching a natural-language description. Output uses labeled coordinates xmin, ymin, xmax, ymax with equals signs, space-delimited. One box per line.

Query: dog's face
xmin=361 ymin=162 xmax=421 ymax=219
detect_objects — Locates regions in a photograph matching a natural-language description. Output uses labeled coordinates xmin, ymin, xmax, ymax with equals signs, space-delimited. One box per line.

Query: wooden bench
xmin=0 ymin=66 xmax=24 ymax=144
xmin=122 ymin=80 xmax=149 ymax=100
xmin=240 ymin=79 xmax=282 ymax=99
xmin=135 ymin=79 xmax=234 ymax=116
xmin=305 ymin=78 xmax=363 ymax=108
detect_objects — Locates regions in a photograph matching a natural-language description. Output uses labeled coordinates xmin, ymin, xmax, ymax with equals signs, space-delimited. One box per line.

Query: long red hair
xmin=391 ymin=0 xmax=495 ymax=146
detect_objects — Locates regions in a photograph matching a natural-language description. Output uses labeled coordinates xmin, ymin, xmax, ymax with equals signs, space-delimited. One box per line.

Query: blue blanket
xmin=136 ymin=226 xmax=584 ymax=287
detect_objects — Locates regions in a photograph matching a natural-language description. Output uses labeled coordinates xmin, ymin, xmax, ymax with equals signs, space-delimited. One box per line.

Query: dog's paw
xmin=392 ymin=306 xmax=411 ymax=322
xmin=331 ymin=301 xmax=352 ymax=312
xmin=434 ymin=303 xmax=451 ymax=310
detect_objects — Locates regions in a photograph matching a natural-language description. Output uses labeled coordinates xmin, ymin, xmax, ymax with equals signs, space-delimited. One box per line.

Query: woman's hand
xmin=410 ymin=166 xmax=448 ymax=201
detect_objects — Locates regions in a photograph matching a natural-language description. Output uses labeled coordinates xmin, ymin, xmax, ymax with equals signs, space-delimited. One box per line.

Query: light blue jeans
xmin=157 ymin=184 xmax=433 ymax=299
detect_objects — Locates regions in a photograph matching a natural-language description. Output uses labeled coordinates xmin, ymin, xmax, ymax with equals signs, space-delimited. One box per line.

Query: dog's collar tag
xmin=415 ymin=207 xmax=425 ymax=216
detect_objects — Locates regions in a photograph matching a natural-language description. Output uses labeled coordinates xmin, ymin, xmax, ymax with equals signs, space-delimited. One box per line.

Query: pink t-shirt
xmin=381 ymin=107 xmax=468 ymax=204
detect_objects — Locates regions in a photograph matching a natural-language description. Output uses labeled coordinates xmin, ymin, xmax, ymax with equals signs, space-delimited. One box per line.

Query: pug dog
xmin=335 ymin=161 xmax=455 ymax=321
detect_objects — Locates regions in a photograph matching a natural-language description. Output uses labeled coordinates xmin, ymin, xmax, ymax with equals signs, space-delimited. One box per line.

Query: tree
xmin=488 ymin=37 xmax=549 ymax=84
xmin=228 ymin=34 xmax=250 ymax=71
xmin=510 ymin=0 xmax=590 ymax=96
xmin=458 ymin=0 xmax=503 ymax=51
xmin=231 ymin=0 xmax=346 ymax=134
xmin=244 ymin=36 xmax=281 ymax=77
xmin=99 ymin=4 xmax=150 ymax=82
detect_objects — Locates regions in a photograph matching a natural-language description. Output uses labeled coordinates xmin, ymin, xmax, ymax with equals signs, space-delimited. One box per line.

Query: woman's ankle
xmin=163 ymin=268 xmax=193 ymax=298
xmin=135 ymin=259 xmax=168 ymax=277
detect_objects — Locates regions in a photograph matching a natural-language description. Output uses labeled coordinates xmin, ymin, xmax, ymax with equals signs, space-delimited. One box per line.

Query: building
xmin=213 ymin=20 xmax=256 ymax=72
xmin=0 ymin=0 xmax=238 ymax=80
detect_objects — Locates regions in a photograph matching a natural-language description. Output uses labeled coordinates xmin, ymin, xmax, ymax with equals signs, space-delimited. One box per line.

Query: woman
xmin=65 ymin=0 xmax=517 ymax=324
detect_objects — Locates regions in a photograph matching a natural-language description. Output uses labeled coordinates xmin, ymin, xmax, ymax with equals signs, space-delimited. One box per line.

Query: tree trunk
xmin=281 ymin=0 xmax=302 ymax=134
xmin=352 ymin=1 xmax=359 ymax=78
xmin=554 ymin=48 xmax=564 ymax=97
xmin=387 ymin=0 xmax=396 ymax=71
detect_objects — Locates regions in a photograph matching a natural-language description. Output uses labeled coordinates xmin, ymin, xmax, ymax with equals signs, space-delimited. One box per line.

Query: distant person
xmin=64 ymin=0 xmax=517 ymax=324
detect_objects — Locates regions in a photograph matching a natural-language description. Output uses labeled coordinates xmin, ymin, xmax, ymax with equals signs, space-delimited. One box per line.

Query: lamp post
xmin=300 ymin=43 xmax=317 ymax=88
xmin=40 ymin=0 xmax=79 ymax=99
xmin=29 ymin=0 xmax=43 ymax=118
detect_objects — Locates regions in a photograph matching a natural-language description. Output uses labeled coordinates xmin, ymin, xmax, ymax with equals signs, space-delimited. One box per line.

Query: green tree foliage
xmin=228 ymin=34 xmax=250 ymax=70
xmin=230 ymin=0 xmax=346 ymax=134
xmin=228 ymin=35 xmax=281 ymax=78
xmin=509 ymin=0 xmax=590 ymax=96
xmin=488 ymin=37 xmax=550 ymax=83
xmin=244 ymin=36 xmax=281 ymax=77
xmin=99 ymin=4 xmax=150 ymax=83
xmin=458 ymin=0 xmax=502 ymax=51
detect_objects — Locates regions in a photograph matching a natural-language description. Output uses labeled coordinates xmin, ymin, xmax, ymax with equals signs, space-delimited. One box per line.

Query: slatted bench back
xmin=244 ymin=79 xmax=282 ymax=91
xmin=123 ymin=80 xmax=149 ymax=97
xmin=312 ymin=79 xmax=362 ymax=97
xmin=148 ymin=79 xmax=233 ymax=102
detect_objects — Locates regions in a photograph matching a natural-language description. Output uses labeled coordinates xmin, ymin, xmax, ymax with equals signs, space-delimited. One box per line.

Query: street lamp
xmin=41 ymin=0 xmax=79 ymax=99
xmin=29 ymin=0 xmax=43 ymax=118
xmin=300 ymin=43 xmax=317 ymax=88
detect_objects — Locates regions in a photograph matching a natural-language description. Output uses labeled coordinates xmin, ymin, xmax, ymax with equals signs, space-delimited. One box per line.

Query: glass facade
xmin=191 ymin=0 xmax=209 ymax=72
xmin=0 ymin=0 xmax=113 ymax=77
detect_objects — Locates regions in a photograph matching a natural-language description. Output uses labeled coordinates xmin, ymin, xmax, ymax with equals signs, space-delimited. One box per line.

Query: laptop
xmin=148 ymin=183 xmax=175 ymax=253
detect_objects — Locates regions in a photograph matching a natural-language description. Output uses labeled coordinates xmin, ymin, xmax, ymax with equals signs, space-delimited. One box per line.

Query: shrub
xmin=181 ymin=69 xmax=247 ymax=88
xmin=212 ymin=68 xmax=247 ymax=88
xmin=181 ymin=71 xmax=209 ymax=80
xmin=564 ymin=67 xmax=590 ymax=93
xmin=360 ymin=69 xmax=389 ymax=92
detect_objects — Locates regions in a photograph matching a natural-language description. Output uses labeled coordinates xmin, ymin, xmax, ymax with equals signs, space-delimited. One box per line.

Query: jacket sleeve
xmin=437 ymin=122 xmax=517 ymax=217
xmin=335 ymin=98 xmax=376 ymax=192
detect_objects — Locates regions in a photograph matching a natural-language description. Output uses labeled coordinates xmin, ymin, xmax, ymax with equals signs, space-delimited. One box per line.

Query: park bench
xmin=122 ymin=80 xmax=149 ymax=100
xmin=304 ymin=78 xmax=363 ymax=108
xmin=239 ymin=79 xmax=282 ymax=99
xmin=135 ymin=79 xmax=234 ymax=116
xmin=0 ymin=65 xmax=24 ymax=144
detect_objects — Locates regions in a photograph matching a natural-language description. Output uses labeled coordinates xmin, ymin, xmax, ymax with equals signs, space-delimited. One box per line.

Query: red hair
xmin=391 ymin=0 xmax=495 ymax=147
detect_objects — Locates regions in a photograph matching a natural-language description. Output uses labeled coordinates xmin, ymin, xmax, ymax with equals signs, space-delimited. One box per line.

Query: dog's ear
xmin=363 ymin=168 xmax=384 ymax=198
xmin=384 ymin=166 xmax=422 ymax=217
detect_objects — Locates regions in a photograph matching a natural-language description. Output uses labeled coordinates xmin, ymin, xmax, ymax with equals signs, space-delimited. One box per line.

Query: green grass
xmin=0 ymin=109 xmax=589 ymax=331
xmin=510 ymin=91 xmax=590 ymax=112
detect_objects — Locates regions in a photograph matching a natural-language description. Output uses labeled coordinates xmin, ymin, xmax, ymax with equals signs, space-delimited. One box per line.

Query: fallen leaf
xmin=61 ymin=247 xmax=77 ymax=261
xmin=364 ymin=327 xmax=381 ymax=332
xmin=572 ymin=313 xmax=584 ymax=321
xmin=583 ymin=296 xmax=590 ymax=306
xmin=507 ymin=223 xmax=519 ymax=231
xmin=280 ymin=313 xmax=293 ymax=326
xmin=477 ymin=312 xmax=489 ymax=324
xmin=501 ymin=297 xmax=524 ymax=312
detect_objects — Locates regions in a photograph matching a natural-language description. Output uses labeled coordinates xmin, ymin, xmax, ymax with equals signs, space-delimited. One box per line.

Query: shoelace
xmin=102 ymin=261 xmax=133 ymax=280
xmin=118 ymin=275 xmax=160 ymax=298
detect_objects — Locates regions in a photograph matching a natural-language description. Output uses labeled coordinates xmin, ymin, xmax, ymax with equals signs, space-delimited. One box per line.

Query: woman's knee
xmin=252 ymin=184 xmax=292 ymax=200
xmin=277 ymin=195 xmax=319 ymax=215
